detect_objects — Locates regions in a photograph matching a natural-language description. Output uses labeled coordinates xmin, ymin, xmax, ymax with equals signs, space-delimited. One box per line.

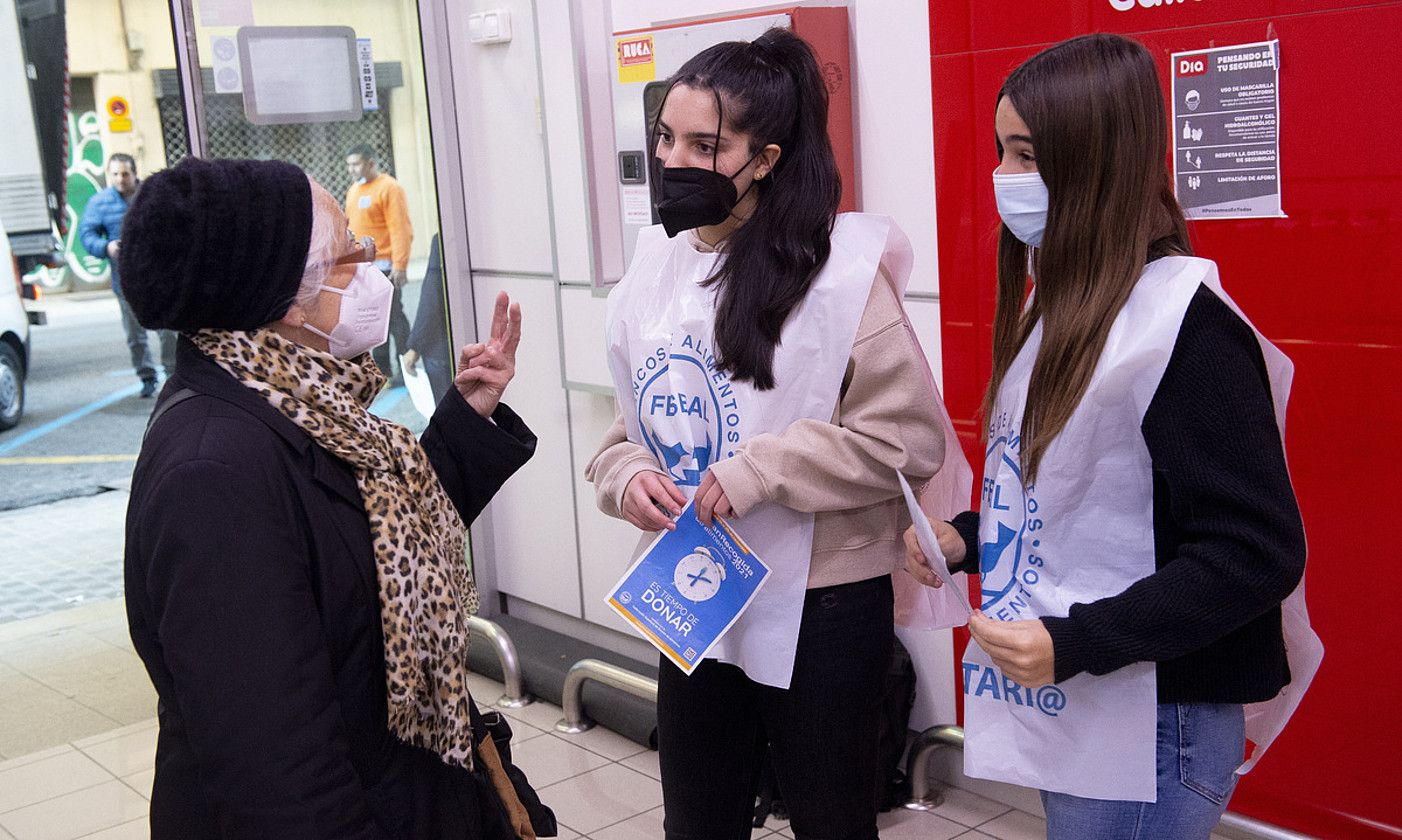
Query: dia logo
xmin=1109 ymin=0 xmax=1202 ymax=10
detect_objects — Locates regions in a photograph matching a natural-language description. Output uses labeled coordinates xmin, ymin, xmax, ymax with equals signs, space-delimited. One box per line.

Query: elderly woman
xmin=119 ymin=158 xmax=537 ymax=839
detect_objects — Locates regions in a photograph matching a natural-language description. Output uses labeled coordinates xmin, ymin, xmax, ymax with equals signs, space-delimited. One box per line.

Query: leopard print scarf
xmin=190 ymin=328 xmax=480 ymax=769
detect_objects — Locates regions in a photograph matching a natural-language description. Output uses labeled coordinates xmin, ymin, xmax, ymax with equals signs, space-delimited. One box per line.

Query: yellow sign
xmin=616 ymin=35 xmax=655 ymax=84
xmin=105 ymin=96 xmax=130 ymax=118
xmin=108 ymin=117 xmax=133 ymax=133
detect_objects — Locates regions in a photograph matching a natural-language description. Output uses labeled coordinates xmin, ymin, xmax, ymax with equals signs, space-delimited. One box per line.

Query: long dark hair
xmin=654 ymin=28 xmax=841 ymax=390
xmin=982 ymin=33 xmax=1192 ymax=483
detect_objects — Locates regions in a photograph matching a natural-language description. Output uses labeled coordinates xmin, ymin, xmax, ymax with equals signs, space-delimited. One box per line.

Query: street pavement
xmin=0 ymin=293 xmax=155 ymax=512
xmin=0 ymin=285 xmax=432 ymax=628
xmin=1 ymin=285 xmax=432 ymax=513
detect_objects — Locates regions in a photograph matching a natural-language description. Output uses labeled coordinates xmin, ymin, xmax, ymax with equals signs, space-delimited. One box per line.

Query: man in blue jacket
xmin=80 ymin=154 xmax=175 ymax=397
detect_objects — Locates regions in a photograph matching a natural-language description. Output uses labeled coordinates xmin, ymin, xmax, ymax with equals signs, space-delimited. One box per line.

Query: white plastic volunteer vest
xmin=965 ymin=256 xmax=1322 ymax=802
xmin=605 ymin=213 xmax=908 ymax=689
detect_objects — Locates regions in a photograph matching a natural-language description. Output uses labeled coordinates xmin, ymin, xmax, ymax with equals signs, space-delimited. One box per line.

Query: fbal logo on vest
xmin=632 ymin=336 xmax=743 ymax=488
xmin=980 ymin=411 xmax=1048 ymax=620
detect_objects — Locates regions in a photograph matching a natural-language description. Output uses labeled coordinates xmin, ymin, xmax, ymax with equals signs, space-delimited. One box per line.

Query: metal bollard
xmin=1215 ymin=813 xmax=1319 ymax=840
xmin=466 ymin=615 xmax=533 ymax=709
xmin=904 ymin=724 xmax=965 ymax=811
xmin=555 ymin=658 xmax=659 ymax=735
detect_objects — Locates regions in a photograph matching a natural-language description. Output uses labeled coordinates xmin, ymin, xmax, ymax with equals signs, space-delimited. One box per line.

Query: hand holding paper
xmin=896 ymin=472 xmax=972 ymax=620
xmin=903 ymin=520 xmax=963 ymax=589
xmin=622 ymin=471 xmax=685 ymax=532
xmin=968 ymin=610 xmax=1055 ymax=688
xmin=695 ymin=470 xmax=733 ymax=526
xmin=606 ymin=501 xmax=770 ymax=673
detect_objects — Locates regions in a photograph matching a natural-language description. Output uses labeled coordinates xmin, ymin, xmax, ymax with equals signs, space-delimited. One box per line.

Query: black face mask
xmin=653 ymin=150 xmax=763 ymax=238
xmin=654 ymin=162 xmax=739 ymax=238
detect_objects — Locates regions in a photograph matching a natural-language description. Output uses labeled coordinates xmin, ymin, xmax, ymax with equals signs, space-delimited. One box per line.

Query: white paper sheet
xmin=400 ymin=354 xmax=437 ymax=418
xmin=897 ymin=472 xmax=971 ymax=617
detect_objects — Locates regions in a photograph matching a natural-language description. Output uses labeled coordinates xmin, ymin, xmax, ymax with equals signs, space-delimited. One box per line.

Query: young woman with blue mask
xmin=587 ymin=28 xmax=960 ymax=840
xmin=903 ymin=33 xmax=1321 ymax=839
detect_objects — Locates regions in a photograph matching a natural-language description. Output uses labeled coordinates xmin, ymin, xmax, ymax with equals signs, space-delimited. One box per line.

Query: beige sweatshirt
xmin=585 ymin=262 xmax=948 ymax=589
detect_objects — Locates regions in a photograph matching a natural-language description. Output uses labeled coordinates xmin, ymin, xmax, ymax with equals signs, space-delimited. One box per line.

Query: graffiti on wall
xmin=23 ymin=112 xmax=111 ymax=292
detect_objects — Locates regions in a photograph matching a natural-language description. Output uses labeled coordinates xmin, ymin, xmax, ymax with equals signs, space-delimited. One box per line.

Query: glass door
xmin=175 ymin=0 xmax=456 ymax=430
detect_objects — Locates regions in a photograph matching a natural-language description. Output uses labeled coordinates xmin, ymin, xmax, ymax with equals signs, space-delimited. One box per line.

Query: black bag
xmin=875 ymin=636 xmax=918 ymax=811
xmin=472 ymin=703 xmax=559 ymax=837
xmin=751 ymin=634 xmax=917 ymax=828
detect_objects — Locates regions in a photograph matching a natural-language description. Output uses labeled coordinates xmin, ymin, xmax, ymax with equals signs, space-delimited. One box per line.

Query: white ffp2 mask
xmin=303 ymin=263 xmax=394 ymax=359
xmin=993 ymin=170 xmax=1049 ymax=247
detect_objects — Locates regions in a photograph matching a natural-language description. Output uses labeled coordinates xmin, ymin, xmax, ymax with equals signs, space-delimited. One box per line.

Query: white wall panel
xmin=536 ymin=2 xmax=596 ymax=285
xmin=898 ymin=626 xmax=958 ymax=731
xmin=904 ymin=298 xmax=945 ymax=392
xmin=559 ymin=286 xmax=614 ymax=390
xmin=849 ymin=0 xmax=940 ymax=295
xmin=609 ymin=0 xmax=748 ymax=30
xmin=450 ymin=0 xmax=554 ymax=275
xmin=567 ymin=391 xmax=654 ymax=636
xmin=474 ymin=275 xmax=582 ymax=617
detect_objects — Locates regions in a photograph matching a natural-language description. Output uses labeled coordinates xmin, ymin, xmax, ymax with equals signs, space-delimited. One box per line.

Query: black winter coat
xmin=125 ymin=338 xmax=536 ymax=839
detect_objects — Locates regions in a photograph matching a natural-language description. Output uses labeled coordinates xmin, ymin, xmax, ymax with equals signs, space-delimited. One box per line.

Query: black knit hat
xmin=118 ymin=158 xmax=314 ymax=331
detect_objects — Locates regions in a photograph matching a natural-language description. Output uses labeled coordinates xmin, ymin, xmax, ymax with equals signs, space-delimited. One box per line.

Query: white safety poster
xmin=621 ymin=187 xmax=653 ymax=226
xmin=211 ymin=35 xmax=243 ymax=94
xmin=199 ymin=0 xmax=253 ymax=28
xmin=357 ymin=38 xmax=378 ymax=112
xmin=1171 ymin=40 xmax=1284 ymax=219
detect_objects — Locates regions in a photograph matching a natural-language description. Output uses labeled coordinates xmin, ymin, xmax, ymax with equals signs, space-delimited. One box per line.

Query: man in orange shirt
xmin=345 ymin=144 xmax=413 ymax=382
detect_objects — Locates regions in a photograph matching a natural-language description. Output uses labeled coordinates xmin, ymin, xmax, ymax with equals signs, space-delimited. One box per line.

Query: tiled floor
xmin=458 ymin=675 xmax=1048 ymax=840
xmin=0 ymin=720 xmax=154 ymax=840
xmin=0 ymin=663 xmax=1050 ymax=840
xmin=0 ymin=599 xmax=157 ymax=760
xmin=0 ymin=597 xmax=1242 ymax=840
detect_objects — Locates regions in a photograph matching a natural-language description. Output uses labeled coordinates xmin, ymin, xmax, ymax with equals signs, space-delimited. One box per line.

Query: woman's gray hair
xmin=295 ymin=177 xmax=346 ymax=306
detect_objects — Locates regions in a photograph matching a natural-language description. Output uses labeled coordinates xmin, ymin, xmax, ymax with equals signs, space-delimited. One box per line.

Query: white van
xmin=0 ymin=216 xmax=32 ymax=430
xmin=0 ymin=0 xmax=60 ymax=264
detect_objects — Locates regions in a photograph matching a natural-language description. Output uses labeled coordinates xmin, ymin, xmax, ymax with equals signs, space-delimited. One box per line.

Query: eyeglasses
xmin=333 ymin=233 xmax=377 ymax=266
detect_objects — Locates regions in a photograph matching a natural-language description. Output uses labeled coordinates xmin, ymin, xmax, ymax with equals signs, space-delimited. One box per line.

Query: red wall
xmin=928 ymin=2 xmax=1402 ymax=836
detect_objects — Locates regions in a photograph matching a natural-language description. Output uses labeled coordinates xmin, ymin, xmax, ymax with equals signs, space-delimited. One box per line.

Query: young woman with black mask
xmin=586 ymin=28 xmax=958 ymax=840
xmin=903 ymin=34 xmax=1321 ymax=839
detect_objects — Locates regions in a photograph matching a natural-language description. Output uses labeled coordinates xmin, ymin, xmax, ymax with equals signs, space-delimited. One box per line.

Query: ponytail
xmin=664 ymin=28 xmax=841 ymax=390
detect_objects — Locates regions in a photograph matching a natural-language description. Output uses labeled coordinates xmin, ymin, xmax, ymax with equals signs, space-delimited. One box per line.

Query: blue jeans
xmin=1042 ymin=702 xmax=1244 ymax=840
xmin=115 ymin=290 xmax=176 ymax=382
xmin=369 ymin=259 xmax=411 ymax=381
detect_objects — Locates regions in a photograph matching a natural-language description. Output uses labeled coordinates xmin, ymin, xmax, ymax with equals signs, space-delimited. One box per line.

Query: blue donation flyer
xmin=606 ymin=501 xmax=770 ymax=674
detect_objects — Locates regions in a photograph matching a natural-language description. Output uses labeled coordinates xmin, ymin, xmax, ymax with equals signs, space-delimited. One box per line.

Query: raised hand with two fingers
xmin=455 ymin=290 xmax=522 ymax=418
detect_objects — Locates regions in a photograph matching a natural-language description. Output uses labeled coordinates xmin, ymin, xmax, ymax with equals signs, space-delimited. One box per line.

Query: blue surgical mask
xmin=993 ymin=170 xmax=1048 ymax=247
